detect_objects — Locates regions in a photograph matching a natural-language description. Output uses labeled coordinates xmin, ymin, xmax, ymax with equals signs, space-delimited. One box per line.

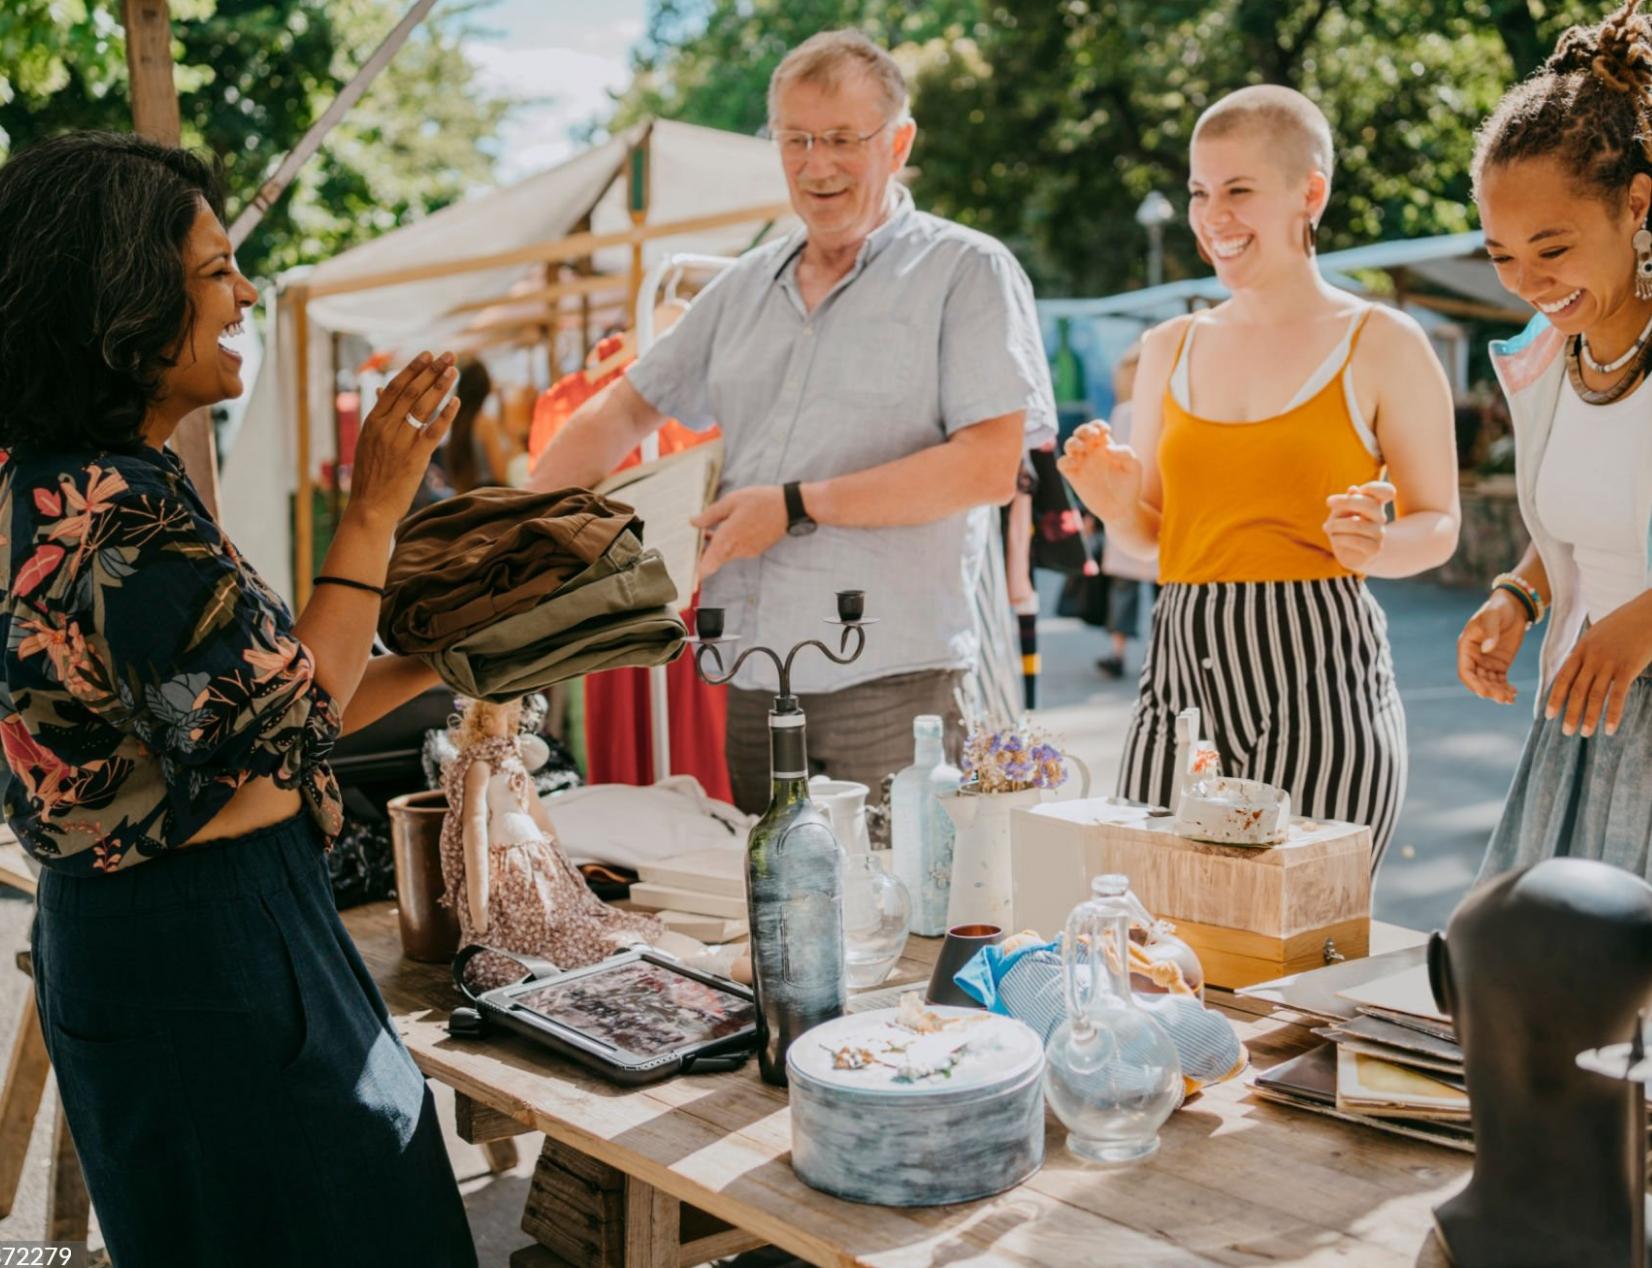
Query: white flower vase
xmin=940 ymin=787 xmax=1047 ymax=929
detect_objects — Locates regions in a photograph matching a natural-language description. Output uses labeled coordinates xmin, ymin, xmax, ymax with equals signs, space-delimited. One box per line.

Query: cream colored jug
xmin=807 ymin=778 xmax=872 ymax=854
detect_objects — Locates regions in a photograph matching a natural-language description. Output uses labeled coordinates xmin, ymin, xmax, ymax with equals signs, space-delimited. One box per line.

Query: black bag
xmin=1026 ymin=445 xmax=1093 ymax=575
xmin=326 ymin=811 xmax=397 ymax=910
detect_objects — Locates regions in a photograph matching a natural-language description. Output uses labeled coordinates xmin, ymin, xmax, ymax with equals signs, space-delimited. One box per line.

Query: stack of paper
xmin=1327 ymin=963 xmax=1469 ymax=1121
xmin=1245 ymin=955 xmax=1472 ymax=1151
xmin=629 ymin=846 xmax=749 ymax=943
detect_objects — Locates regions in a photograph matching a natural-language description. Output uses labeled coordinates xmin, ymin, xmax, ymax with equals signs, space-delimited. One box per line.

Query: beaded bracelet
xmin=314 ymin=574 xmax=385 ymax=597
xmin=1492 ymin=572 xmax=1545 ymax=626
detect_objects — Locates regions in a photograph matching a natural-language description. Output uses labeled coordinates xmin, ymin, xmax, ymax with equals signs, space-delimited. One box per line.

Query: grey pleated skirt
xmin=1477 ymin=674 xmax=1652 ymax=885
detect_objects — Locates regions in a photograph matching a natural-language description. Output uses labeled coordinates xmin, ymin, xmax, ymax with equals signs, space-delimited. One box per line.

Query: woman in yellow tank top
xmin=1059 ymin=85 xmax=1460 ymax=867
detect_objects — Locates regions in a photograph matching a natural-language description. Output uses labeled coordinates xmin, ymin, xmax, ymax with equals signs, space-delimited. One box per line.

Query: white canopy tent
xmin=224 ymin=119 xmax=797 ymax=604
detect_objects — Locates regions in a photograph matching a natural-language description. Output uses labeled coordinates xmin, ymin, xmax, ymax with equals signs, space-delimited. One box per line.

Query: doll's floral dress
xmin=440 ymin=734 xmax=662 ymax=989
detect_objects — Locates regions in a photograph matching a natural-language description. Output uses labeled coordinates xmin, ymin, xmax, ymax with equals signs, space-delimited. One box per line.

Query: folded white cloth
xmin=544 ymin=775 xmax=752 ymax=870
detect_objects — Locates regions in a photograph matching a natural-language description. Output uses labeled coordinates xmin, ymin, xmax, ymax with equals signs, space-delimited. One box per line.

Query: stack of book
xmin=626 ymin=846 xmax=749 ymax=944
xmin=1243 ymin=951 xmax=1471 ymax=1152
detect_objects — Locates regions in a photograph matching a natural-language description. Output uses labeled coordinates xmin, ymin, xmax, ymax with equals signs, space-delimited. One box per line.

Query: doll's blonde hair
xmin=452 ymin=697 xmax=523 ymax=752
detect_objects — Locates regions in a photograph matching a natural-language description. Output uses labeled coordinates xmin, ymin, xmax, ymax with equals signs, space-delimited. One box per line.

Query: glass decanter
xmin=842 ymin=853 xmax=911 ymax=988
xmin=1044 ymin=874 xmax=1184 ymax=1164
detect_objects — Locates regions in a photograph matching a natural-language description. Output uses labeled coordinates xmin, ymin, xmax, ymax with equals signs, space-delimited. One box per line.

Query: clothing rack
xmin=635 ymin=254 xmax=741 ymax=782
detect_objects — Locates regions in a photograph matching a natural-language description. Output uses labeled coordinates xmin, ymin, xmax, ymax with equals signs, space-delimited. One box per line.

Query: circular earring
xmin=1303 ymin=219 xmax=1318 ymax=255
xmin=1634 ymin=227 xmax=1652 ymax=301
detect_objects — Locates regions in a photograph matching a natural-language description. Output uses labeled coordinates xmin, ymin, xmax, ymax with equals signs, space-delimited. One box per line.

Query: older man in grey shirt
xmin=531 ymin=29 xmax=1055 ymax=813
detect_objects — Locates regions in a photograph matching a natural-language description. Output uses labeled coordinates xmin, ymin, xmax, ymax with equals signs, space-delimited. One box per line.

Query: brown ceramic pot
xmin=386 ymin=790 xmax=461 ymax=963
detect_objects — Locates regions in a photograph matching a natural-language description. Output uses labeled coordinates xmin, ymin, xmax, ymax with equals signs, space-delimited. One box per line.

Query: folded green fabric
xmin=381 ymin=486 xmax=639 ymax=655
xmin=425 ymin=541 xmax=685 ymax=702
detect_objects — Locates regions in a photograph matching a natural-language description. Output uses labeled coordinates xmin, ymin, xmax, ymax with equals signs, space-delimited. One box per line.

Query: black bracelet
xmin=314 ymin=574 xmax=385 ymax=597
xmin=1494 ymin=580 xmax=1538 ymax=625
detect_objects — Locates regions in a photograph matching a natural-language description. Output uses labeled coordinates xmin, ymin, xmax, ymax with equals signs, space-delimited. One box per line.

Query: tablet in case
xmin=451 ymin=944 xmax=759 ymax=1085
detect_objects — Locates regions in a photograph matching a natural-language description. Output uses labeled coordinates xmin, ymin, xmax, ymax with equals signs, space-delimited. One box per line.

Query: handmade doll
xmin=440 ymin=697 xmax=749 ymax=991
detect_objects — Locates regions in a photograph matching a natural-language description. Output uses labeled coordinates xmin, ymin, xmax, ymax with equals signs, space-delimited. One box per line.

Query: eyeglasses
xmin=770 ymin=116 xmax=907 ymax=162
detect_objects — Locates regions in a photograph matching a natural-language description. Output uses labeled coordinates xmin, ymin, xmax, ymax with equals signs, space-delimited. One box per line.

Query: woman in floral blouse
xmin=0 ymin=133 xmax=477 ymax=1265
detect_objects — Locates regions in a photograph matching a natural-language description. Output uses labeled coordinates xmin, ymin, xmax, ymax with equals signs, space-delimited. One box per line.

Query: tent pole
xmin=626 ymin=129 xmax=652 ymax=327
xmin=122 ymin=0 xmax=181 ymax=141
xmin=294 ymin=289 xmax=315 ymax=610
xmin=122 ymin=0 xmax=220 ymax=518
xmin=329 ymin=331 xmax=344 ymax=524
xmin=624 ymin=131 xmax=670 ymax=783
xmin=305 ymin=201 xmax=790 ymax=301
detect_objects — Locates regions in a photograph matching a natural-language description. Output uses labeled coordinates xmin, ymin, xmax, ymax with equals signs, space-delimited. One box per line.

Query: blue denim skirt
xmin=31 ymin=813 xmax=477 ymax=1268
xmin=1477 ymin=674 xmax=1652 ymax=886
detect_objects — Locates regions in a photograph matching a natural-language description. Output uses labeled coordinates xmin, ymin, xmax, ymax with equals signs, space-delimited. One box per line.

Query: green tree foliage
xmin=604 ymin=0 xmax=980 ymax=134
xmin=0 ymin=0 xmax=507 ymax=281
xmin=596 ymin=0 xmax=1606 ymax=295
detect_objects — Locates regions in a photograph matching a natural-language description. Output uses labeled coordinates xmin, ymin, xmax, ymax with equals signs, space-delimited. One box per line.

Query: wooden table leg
xmin=515 ymin=1137 xmax=765 ymax=1267
xmin=0 ymin=991 xmax=49 ymax=1217
xmin=454 ymin=1091 xmax=529 ymax=1176
xmin=482 ymin=1138 xmax=520 ymax=1174
xmin=520 ymin=1137 xmax=625 ymax=1266
xmin=45 ymin=1109 xmax=88 ymax=1242
xmin=622 ymin=1175 xmax=678 ymax=1265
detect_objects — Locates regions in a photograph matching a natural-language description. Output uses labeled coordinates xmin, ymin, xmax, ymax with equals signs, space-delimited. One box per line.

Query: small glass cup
xmin=842 ymin=853 xmax=910 ymax=988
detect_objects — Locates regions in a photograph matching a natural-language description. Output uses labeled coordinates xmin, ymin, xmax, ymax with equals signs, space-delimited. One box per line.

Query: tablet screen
xmin=513 ymin=960 xmax=755 ymax=1056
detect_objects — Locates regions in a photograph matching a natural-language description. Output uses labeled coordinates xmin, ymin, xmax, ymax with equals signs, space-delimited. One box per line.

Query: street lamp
xmin=1136 ymin=190 xmax=1175 ymax=289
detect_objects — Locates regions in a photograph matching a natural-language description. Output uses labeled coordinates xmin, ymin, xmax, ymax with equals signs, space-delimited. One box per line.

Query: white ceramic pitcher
xmin=940 ymin=754 xmax=1091 ymax=928
xmin=808 ymin=778 xmax=872 ymax=854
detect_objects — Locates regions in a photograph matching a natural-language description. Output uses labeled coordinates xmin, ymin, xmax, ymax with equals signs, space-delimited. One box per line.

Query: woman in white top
xmin=1462 ymin=0 xmax=1652 ymax=882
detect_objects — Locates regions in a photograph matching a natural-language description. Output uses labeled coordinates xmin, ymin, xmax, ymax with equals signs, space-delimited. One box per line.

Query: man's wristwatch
xmin=783 ymin=481 xmax=817 ymax=537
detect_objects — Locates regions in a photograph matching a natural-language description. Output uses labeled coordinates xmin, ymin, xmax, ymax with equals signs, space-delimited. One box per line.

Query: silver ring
xmin=404 ymin=412 xmax=430 ymax=430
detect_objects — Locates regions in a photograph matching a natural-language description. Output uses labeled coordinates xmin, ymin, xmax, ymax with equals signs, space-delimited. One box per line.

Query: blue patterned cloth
xmin=956 ymin=941 xmax=1247 ymax=1087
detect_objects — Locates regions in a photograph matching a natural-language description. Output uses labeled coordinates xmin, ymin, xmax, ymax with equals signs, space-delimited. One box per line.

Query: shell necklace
xmin=1579 ymin=308 xmax=1652 ymax=374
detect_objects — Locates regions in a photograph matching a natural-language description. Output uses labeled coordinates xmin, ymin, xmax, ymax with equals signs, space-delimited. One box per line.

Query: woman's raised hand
xmin=1456 ymin=589 xmax=1528 ymax=705
xmin=349 ymin=351 xmax=461 ymax=524
xmin=1324 ymin=480 xmax=1396 ymax=572
xmin=1057 ymin=420 xmax=1143 ymax=522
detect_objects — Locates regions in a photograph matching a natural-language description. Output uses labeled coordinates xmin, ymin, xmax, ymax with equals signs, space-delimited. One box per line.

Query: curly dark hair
xmin=1473 ymin=1 xmax=1652 ymax=213
xmin=0 ymin=131 xmax=225 ymax=451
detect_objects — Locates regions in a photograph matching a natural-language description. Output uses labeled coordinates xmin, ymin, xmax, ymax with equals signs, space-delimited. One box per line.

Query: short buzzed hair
xmin=767 ymin=30 xmax=909 ymax=126
xmin=1193 ymin=85 xmax=1335 ymax=185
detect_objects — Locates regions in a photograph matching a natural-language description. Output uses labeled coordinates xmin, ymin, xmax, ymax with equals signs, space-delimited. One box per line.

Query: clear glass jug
xmin=1044 ymin=874 xmax=1183 ymax=1164
xmin=841 ymin=853 xmax=911 ymax=988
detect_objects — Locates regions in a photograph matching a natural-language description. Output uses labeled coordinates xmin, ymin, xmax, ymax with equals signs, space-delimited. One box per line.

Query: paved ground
xmin=0 ymin=576 xmax=1537 ymax=1259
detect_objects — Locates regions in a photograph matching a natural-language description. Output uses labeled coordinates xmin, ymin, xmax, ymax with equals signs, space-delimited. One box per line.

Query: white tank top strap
xmin=1168 ymin=305 xmax=1380 ymax=461
xmin=1167 ymin=315 xmax=1203 ymax=411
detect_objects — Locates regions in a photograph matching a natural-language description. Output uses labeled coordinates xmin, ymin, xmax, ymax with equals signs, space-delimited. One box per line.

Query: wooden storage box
xmin=1010 ymin=799 xmax=1371 ymax=988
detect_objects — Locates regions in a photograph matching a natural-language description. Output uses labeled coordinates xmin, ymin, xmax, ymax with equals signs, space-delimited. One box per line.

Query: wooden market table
xmin=341 ymin=899 xmax=1466 ymax=1267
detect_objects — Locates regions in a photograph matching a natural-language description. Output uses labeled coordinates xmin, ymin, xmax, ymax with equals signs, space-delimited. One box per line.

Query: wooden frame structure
xmin=285 ymin=119 xmax=789 ymax=606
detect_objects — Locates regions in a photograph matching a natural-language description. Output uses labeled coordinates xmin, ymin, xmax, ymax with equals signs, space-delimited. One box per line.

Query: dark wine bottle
xmin=746 ymin=700 xmax=846 ymax=1086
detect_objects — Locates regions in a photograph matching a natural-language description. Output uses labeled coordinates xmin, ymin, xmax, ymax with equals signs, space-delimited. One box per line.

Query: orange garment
xmin=1156 ymin=312 xmax=1382 ymax=585
xmin=529 ymin=335 xmax=729 ymax=800
xmin=528 ymin=334 xmax=708 ymax=467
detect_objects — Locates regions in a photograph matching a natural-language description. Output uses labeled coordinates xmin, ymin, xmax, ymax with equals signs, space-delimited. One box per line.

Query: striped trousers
xmin=1118 ymin=578 xmax=1407 ymax=869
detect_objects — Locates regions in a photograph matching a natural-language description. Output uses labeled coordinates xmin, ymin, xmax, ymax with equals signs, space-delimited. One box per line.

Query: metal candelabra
xmin=689 ymin=589 xmax=874 ymax=702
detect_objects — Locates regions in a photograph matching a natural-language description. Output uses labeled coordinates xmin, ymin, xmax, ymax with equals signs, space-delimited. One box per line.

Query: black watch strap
xmin=783 ymin=481 xmax=812 ymax=529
